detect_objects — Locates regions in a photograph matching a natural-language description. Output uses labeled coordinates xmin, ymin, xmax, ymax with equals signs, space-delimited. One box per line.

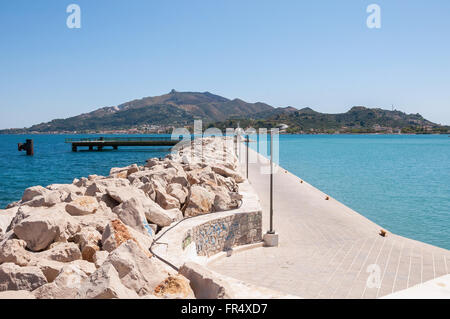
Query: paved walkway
xmin=208 ymin=148 xmax=450 ymax=298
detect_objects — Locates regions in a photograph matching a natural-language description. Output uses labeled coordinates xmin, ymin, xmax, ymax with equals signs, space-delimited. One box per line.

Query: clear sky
xmin=1 ymin=0 xmax=449 ymax=129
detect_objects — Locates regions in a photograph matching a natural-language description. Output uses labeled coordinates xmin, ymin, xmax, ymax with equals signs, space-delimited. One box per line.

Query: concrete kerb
xmin=206 ymin=241 xmax=264 ymax=265
xmin=179 ymin=262 xmax=300 ymax=299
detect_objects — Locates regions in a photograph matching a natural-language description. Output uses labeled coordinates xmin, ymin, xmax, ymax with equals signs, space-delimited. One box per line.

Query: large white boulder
xmin=184 ymin=185 xmax=215 ymax=217
xmin=153 ymin=274 xmax=195 ymax=299
xmin=81 ymin=262 xmax=139 ymax=299
xmin=46 ymin=183 xmax=84 ymax=196
xmin=21 ymin=186 xmax=47 ymax=202
xmin=95 ymin=193 xmax=121 ymax=209
xmin=103 ymin=240 xmax=168 ymax=296
xmin=101 ymin=219 xmax=151 ymax=256
xmin=0 ymin=263 xmax=47 ymax=292
xmin=32 ymin=259 xmax=65 ymax=283
xmin=211 ymin=165 xmax=245 ymax=183
xmin=21 ymin=186 xmax=67 ymax=208
xmin=70 ymin=259 xmax=96 ymax=276
xmin=38 ymin=242 xmax=82 ymax=263
xmin=6 ymin=205 xmax=34 ymax=233
xmin=0 ymin=207 xmax=19 ymax=239
xmin=143 ymin=199 xmax=182 ymax=228
xmin=93 ymin=251 xmax=109 ymax=268
xmin=112 ymin=197 xmax=153 ymax=236
xmin=22 ymin=191 xmax=63 ymax=208
xmin=145 ymin=158 xmax=160 ymax=168
xmin=207 ymin=185 xmax=240 ymax=212
xmin=102 ymin=220 xmax=131 ymax=253
xmin=215 ymin=174 xmax=238 ymax=192
xmin=33 ymin=264 xmax=88 ymax=299
xmin=0 ymin=239 xmax=32 ymax=266
xmin=65 ymin=196 xmax=99 ymax=216
xmin=144 ymin=173 xmax=168 ymax=189
xmin=101 ymin=219 xmax=153 ymax=257
xmin=171 ymin=175 xmax=189 ymax=187
xmin=71 ymin=206 xmax=117 ymax=234
xmin=32 ymin=259 xmax=94 ymax=283
xmin=166 ymin=183 xmax=188 ymax=205
xmin=13 ymin=208 xmax=80 ymax=251
xmin=109 ymin=164 xmax=139 ymax=177
xmin=106 ymin=187 xmax=146 ymax=204
xmin=139 ymin=182 xmax=156 ymax=200
xmin=85 ymin=178 xmax=130 ymax=197
xmin=185 ymin=166 xmax=221 ymax=186
xmin=155 ymin=188 xmax=180 ymax=209
xmin=72 ymin=227 xmax=102 ymax=262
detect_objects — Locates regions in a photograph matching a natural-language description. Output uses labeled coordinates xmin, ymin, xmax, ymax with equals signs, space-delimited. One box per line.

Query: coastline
xmin=1 ymin=131 xmax=448 ymax=135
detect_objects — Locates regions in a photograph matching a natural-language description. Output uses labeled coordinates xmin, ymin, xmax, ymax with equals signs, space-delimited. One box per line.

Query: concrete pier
xmin=208 ymin=147 xmax=450 ymax=298
xmin=66 ymin=137 xmax=180 ymax=152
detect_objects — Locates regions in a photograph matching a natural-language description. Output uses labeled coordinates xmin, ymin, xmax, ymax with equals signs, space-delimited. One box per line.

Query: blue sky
xmin=1 ymin=0 xmax=449 ymax=129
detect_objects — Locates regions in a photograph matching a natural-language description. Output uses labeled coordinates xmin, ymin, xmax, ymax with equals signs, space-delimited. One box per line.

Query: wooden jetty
xmin=65 ymin=137 xmax=181 ymax=152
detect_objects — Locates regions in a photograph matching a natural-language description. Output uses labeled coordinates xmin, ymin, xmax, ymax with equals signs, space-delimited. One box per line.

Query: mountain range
xmin=1 ymin=90 xmax=448 ymax=134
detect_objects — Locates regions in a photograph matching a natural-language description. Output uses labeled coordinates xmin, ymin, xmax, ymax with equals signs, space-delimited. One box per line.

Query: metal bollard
xmin=18 ymin=139 xmax=34 ymax=156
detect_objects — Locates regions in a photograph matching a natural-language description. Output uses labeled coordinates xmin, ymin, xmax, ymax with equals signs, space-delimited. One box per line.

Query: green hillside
xmin=1 ymin=91 xmax=448 ymax=134
xmin=211 ymin=106 xmax=449 ymax=134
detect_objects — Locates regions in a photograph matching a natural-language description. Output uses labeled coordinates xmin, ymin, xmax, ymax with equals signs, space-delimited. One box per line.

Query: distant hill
xmin=2 ymin=90 xmax=273 ymax=133
xmin=211 ymin=106 xmax=449 ymax=134
xmin=1 ymin=90 xmax=448 ymax=134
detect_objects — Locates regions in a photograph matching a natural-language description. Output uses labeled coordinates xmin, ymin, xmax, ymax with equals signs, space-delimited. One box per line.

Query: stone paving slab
xmin=208 ymin=148 xmax=450 ymax=298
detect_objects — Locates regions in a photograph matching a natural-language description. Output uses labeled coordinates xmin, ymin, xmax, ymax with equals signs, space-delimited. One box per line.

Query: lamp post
xmin=269 ymin=131 xmax=274 ymax=234
xmin=263 ymin=129 xmax=279 ymax=246
xmin=246 ymin=135 xmax=249 ymax=179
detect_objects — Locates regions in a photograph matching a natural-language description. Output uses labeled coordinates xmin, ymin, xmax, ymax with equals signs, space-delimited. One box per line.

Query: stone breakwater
xmin=0 ymin=137 xmax=247 ymax=299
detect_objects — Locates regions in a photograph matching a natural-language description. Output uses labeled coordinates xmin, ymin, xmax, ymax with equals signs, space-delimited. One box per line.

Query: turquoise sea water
xmin=0 ymin=134 xmax=172 ymax=208
xmin=255 ymin=134 xmax=449 ymax=250
xmin=1 ymin=134 xmax=449 ymax=250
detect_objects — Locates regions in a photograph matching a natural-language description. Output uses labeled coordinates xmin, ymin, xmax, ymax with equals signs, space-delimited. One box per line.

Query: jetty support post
xmin=263 ymin=129 xmax=279 ymax=247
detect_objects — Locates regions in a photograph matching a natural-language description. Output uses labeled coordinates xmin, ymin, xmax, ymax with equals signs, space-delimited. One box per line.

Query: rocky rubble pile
xmin=0 ymin=137 xmax=244 ymax=299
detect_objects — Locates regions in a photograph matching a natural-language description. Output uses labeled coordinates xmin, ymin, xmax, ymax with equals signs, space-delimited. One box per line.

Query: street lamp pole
xmin=263 ymin=129 xmax=278 ymax=246
xmin=269 ymin=131 xmax=274 ymax=234
xmin=246 ymin=135 xmax=249 ymax=179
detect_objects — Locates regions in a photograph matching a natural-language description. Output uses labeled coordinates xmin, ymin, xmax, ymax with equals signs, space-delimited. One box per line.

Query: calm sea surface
xmin=0 ymin=134 xmax=172 ymax=207
xmin=256 ymin=134 xmax=449 ymax=250
xmin=1 ymin=134 xmax=449 ymax=249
